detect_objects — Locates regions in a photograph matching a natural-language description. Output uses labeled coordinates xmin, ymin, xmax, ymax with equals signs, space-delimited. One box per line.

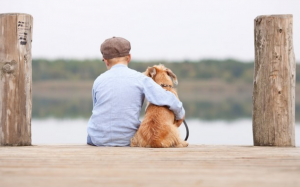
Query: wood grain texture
xmin=253 ymin=15 xmax=295 ymax=146
xmin=0 ymin=145 xmax=299 ymax=187
xmin=0 ymin=13 xmax=33 ymax=146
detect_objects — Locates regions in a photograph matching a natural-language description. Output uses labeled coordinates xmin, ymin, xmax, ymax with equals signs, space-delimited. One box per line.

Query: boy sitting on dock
xmin=87 ymin=37 xmax=185 ymax=146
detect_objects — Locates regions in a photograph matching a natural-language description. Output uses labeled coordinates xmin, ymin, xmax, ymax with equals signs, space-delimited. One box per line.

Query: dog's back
xmin=130 ymin=65 xmax=188 ymax=148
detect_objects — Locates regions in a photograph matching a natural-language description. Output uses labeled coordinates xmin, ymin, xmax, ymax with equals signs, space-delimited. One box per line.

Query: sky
xmin=1 ymin=0 xmax=299 ymax=61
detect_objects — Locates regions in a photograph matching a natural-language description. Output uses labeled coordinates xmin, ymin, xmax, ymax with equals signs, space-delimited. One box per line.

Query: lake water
xmin=32 ymin=119 xmax=300 ymax=146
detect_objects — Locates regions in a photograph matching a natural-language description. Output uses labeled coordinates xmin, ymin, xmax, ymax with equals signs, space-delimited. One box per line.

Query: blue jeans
xmin=87 ymin=135 xmax=96 ymax=146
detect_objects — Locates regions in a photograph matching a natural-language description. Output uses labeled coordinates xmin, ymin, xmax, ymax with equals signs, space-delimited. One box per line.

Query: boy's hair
xmin=107 ymin=56 xmax=129 ymax=64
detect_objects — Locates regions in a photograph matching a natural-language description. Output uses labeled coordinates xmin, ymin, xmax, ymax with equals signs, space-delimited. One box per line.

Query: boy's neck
xmin=108 ymin=61 xmax=128 ymax=70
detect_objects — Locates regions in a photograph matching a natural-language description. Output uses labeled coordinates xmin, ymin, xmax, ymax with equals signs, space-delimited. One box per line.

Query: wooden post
xmin=0 ymin=13 xmax=33 ymax=146
xmin=253 ymin=15 xmax=295 ymax=146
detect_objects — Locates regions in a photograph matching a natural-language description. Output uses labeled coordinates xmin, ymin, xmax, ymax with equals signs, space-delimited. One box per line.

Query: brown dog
xmin=130 ymin=64 xmax=188 ymax=148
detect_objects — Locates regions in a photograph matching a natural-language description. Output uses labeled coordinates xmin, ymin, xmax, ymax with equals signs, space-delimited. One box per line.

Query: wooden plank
xmin=0 ymin=13 xmax=33 ymax=146
xmin=0 ymin=145 xmax=299 ymax=187
xmin=253 ymin=15 xmax=295 ymax=146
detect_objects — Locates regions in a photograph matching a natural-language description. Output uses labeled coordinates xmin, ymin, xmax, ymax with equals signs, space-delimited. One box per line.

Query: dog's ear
xmin=166 ymin=68 xmax=178 ymax=85
xmin=144 ymin=67 xmax=156 ymax=78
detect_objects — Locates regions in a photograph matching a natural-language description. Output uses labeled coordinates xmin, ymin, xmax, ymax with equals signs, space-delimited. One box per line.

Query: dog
xmin=130 ymin=64 xmax=188 ymax=148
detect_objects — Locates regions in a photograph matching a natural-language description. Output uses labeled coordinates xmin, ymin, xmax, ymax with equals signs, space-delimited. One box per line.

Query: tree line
xmin=32 ymin=58 xmax=286 ymax=83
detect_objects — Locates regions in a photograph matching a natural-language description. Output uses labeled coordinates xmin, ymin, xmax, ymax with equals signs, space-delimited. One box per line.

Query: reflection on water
xmin=32 ymin=119 xmax=300 ymax=146
xmin=32 ymin=98 xmax=92 ymax=118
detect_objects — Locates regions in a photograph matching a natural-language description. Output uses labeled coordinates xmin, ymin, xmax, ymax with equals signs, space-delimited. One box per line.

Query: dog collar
xmin=160 ymin=84 xmax=173 ymax=88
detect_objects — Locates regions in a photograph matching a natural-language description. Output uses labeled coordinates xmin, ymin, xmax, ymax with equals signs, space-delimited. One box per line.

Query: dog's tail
xmin=150 ymin=129 xmax=180 ymax=148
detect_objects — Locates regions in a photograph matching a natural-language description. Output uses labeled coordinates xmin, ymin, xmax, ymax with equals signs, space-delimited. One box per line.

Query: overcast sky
xmin=1 ymin=0 xmax=299 ymax=61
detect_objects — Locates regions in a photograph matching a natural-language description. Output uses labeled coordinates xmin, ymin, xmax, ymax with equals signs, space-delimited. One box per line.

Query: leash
xmin=183 ymin=119 xmax=189 ymax=141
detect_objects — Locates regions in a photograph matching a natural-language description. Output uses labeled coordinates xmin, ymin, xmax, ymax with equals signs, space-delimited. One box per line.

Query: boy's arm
xmin=141 ymin=76 xmax=185 ymax=120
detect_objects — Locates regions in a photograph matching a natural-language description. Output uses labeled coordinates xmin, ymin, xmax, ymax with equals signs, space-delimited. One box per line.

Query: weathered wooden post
xmin=0 ymin=13 xmax=33 ymax=146
xmin=253 ymin=15 xmax=295 ymax=146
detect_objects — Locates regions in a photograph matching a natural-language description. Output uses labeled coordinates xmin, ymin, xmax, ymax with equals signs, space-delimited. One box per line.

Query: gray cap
xmin=100 ymin=37 xmax=131 ymax=59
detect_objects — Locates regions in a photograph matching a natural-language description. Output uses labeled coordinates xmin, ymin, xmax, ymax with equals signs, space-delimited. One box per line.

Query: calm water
xmin=32 ymin=119 xmax=300 ymax=146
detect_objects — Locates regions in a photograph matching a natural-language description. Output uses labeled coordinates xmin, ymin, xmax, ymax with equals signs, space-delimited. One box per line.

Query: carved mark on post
xmin=17 ymin=21 xmax=30 ymax=45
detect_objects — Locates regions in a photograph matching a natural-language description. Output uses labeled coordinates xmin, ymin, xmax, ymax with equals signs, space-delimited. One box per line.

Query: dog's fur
xmin=130 ymin=64 xmax=188 ymax=148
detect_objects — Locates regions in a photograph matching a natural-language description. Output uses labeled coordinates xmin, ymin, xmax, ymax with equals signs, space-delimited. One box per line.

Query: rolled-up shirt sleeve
xmin=141 ymin=76 xmax=185 ymax=120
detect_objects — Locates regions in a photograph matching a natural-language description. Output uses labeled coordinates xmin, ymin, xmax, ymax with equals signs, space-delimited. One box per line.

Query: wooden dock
xmin=0 ymin=145 xmax=299 ymax=187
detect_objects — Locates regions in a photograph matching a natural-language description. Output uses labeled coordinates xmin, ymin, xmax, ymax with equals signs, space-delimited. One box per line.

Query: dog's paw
xmin=182 ymin=141 xmax=189 ymax=147
xmin=174 ymin=141 xmax=189 ymax=148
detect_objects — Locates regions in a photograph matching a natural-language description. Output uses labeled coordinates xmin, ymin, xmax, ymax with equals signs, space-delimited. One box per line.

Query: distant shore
xmin=31 ymin=59 xmax=300 ymax=120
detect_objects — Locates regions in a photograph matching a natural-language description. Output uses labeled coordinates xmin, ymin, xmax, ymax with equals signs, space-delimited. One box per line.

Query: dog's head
xmin=144 ymin=64 xmax=178 ymax=86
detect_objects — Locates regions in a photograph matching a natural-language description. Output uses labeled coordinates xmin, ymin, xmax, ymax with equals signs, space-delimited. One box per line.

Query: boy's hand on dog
xmin=175 ymin=116 xmax=185 ymax=127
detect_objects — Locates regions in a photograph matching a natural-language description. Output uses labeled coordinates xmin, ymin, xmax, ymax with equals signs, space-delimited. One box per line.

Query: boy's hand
xmin=175 ymin=116 xmax=185 ymax=127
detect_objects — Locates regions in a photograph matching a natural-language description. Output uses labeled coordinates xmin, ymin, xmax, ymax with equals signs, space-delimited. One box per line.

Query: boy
xmin=87 ymin=37 xmax=185 ymax=146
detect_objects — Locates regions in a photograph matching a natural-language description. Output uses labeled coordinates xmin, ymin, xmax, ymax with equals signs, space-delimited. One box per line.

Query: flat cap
xmin=100 ymin=37 xmax=131 ymax=59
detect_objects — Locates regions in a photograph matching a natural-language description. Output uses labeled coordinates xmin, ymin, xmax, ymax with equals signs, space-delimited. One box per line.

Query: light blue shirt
xmin=87 ymin=64 xmax=185 ymax=146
